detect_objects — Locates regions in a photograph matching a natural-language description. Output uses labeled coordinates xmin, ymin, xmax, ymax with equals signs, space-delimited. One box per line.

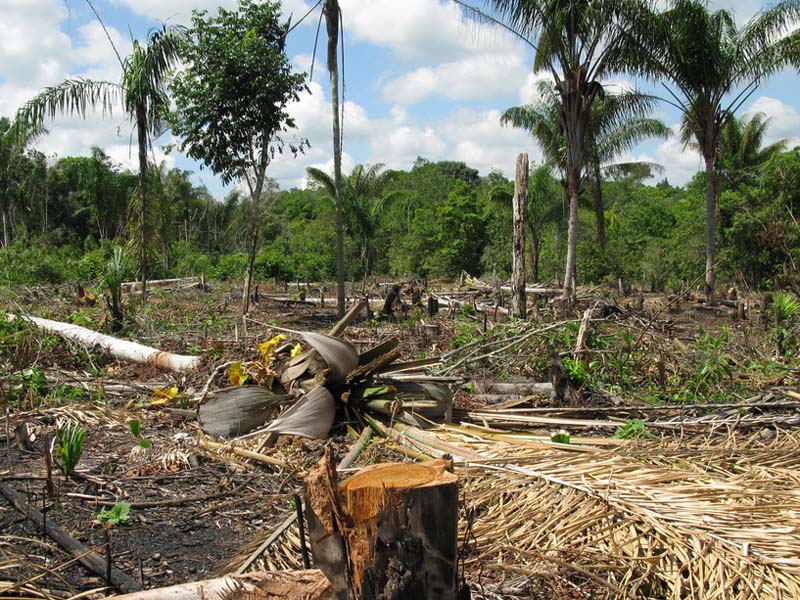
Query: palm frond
xmin=15 ymin=79 xmax=122 ymax=129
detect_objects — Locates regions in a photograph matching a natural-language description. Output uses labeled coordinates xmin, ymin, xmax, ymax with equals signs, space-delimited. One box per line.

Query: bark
xmin=136 ymin=104 xmax=149 ymax=306
xmin=326 ymin=0 xmax=346 ymax=319
xmin=8 ymin=314 xmax=201 ymax=371
xmin=305 ymin=448 xmax=458 ymax=600
xmin=241 ymin=142 xmax=269 ymax=316
xmin=109 ymin=570 xmax=334 ymax=600
xmin=511 ymin=153 xmax=528 ymax=320
xmin=704 ymin=153 xmax=717 ymax=303
xmin=590 ymin=161 xmax=605 ymax=252
xmin=563 ymin=171 xmax=580 ymax=301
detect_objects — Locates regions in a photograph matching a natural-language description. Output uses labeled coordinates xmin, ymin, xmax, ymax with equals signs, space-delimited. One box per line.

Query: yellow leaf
xmin=258 ymin=334 xmax=286 ymax=362
xmin=151 ymin=385 xmax=179 ymax=405
xmin=227 ymin=362 xmax=249 ymax=386
xmin=290 ymin=343 xmax=303 ymax=357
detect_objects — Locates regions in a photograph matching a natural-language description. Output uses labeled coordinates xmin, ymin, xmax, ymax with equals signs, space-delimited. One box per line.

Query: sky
xmin=2 ymin=0 xmax=799 ymax=198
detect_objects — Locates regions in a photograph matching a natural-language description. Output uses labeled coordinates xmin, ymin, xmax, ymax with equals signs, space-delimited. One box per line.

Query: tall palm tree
xmin=16 ymin=25 xmax=184 ymax=304
xmin=636 ymin=0 xmax=800 ymax=300
xmin=307 ymin=163 xmax=397 ymax=287
xmin=502 ymin=80 xmax=669 ymax=252
xmin=460 ymin=0 xmax=652 ymax=301
xmin=717 ymin=112 xmax=788 ymax=190
xmin=323 ymin=0 xmax=347 ymax=317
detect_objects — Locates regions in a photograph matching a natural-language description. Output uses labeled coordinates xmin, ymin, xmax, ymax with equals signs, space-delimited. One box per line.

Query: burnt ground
xmin=1 ymin=280 xmax=798 ymax=599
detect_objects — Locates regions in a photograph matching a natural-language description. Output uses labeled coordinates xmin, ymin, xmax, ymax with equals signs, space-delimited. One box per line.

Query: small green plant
xmin=97 ymin=502 xmax=131 ymax=526
xmin=562 ymin=357 xmax=589 ymax=385
xmin=103 ymin=246 xmax=128 ymax=332
xmin=128 ymin=419 xmax=152 ymax=449
xmin=550 ymin=430 xmax=571 ymax=444
xmin=56 ymin=422 xmax=87 ymax=475
xmin=612 ymin=419 xmax=655 ymax=440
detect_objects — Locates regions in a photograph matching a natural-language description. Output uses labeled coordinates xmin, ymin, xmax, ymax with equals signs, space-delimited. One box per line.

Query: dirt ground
xmin=1 ymin=280 xmax=798 ymax=599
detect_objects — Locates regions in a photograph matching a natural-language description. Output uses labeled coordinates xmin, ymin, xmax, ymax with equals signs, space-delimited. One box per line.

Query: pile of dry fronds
xmin=251 ymin=425 xmax=800 ymax=598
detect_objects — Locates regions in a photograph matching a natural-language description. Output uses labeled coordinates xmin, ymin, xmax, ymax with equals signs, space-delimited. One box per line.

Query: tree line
xmin=1 ymin=136 xmax=798 ymax=296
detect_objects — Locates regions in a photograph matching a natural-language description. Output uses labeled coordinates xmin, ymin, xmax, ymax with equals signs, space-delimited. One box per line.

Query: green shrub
xmin=211 ymin=253 xmax=248 ymax=281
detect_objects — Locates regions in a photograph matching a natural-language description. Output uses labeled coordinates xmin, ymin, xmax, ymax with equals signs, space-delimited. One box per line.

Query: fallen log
xmin=121 ymin=276 xmax=199 ymax=293
xmin=0 ymin=481 xmax=141 ymax=594
xmin=108 ymin=570 xmax=334 ymax=600
xmin=305 ymin=448 xmax=458 ymax=600
xmin=7 ymin=314 xmax=201 ymax=372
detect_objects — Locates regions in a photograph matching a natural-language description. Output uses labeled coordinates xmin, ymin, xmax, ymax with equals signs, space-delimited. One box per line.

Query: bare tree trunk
xmin=135 ymin=106 xmax=149 ymax=306
xmin=1 ymin=207 xmax=8 ymax=248
xmin=590 ymin=161 xmax=605 ymax=252
xmin=326 ymin=0 xmax=346 ymax=319
xmin=511 ymin=153 xmax=528 ymax=319
xmin=704 ymin=153 xmax=716 ymax=304
xmin=563 ymin=171 xmax=580 ymax=301
xmin=241 ymin=179 xmax=267 ymax=316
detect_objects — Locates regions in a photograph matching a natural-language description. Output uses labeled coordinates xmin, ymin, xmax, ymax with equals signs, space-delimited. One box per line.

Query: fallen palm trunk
xmin=304 ymin=448 xmax=458 ymax=600
xmin=8 ymin=314 xmax=201 ymax=371
xmin=109 ymin=569 xmax=334 ymax=600
xmin=120 ymin=276 xmax=199 ymax=292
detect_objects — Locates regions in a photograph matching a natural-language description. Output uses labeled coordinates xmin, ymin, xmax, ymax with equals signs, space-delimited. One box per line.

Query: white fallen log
xmin=109 ymin=570 xmax=334 ymax=600
xmin=7 ymin=314 xmax=201 ymax=372
xmin=121 ymin=276 xmax=199 ymax=292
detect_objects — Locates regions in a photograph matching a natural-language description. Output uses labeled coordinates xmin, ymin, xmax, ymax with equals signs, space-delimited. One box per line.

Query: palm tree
xmin=16 ymin=25 xmax=184 ymax=304
xmin=323 ymin=0 xmax=346 ymax=317
xmin=502 ymin=80 xmax=669 ymax=252
xmin=637 ymin=0 xmax=800 ymax=300
xmin=584 ymin=92 xmax=670 ymax=250
xmin=717 ymin=112 xmax=788 ymax=190
xmin=307 ymin=163 xmax=397 ymax=287
xmin=460 ymin=0 xmax=652 ymax=301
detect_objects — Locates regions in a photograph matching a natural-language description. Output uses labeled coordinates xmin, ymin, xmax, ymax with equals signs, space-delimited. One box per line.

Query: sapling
xmin=56 ymin=422 xmax=86 ymax=476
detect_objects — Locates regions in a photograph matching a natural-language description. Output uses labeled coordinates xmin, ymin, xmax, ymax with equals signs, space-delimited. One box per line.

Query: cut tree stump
xmin=305 ymin=448 xmax=458 ymax=600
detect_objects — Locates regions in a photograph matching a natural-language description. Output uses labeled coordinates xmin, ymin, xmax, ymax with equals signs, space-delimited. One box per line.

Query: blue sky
xmin=2 ymin=0 xmax=799 ymax=198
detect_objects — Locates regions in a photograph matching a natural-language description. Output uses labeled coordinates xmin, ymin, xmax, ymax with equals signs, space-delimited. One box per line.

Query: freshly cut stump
xmin=305 ymin=449 xmax=458 ymax=600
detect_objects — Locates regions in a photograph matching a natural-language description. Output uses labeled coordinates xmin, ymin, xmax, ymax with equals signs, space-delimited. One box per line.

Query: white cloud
xmin=110 ymin=0 xmax=312 ymax=25
xmin=341 ymin=0 xmax=520 ymax=65
xmin=653 ymin=125 xmax=704 ymax=186
xmin=383 ymin=53 xmax=528 ymax=104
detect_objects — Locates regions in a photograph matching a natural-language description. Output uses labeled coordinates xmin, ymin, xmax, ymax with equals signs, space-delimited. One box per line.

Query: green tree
xmin=169 ymin=0 xmax=307 ymax=315
xmin=461 ymin=0 xmax=650 ymax=300
xmin=17 ymin=25 xmax=184 ymax=304
xmin=306 ymin=163 xmax=397 ymax=287
xmin=638 ymin=0 xmax=800 ymax=300
xmin=0 ymin=117 xmax=46 ymax=246
xmin=502 ymin=80 xmax=668 ymax=253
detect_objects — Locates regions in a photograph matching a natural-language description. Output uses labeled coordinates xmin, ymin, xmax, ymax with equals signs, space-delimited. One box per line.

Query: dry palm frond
xmin=437 ymin=426 xmax=800 ymax=599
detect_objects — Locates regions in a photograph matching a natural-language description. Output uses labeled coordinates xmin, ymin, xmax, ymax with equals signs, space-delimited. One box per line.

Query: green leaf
xmin=128 ymin=419 xmax=141 ymax=438
xmin=98 ymin=502 xmax=131 ymax=525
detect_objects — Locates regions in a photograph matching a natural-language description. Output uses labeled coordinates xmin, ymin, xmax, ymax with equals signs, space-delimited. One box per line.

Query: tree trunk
xmin=305 ymin=448 xmax=458 ymax=600
xmin=704 ymin=153 xmax=717 ymax=303
xmin=590 ymin=160 xmax=605 ymax=252
xmin=563 ymin=171 xmax=580 ymax=301
xmin=6 ymin=314 xmax=201 ymax=371
xmin=136 ymin=105 xmax=149 ymax=306
xmin=511 ymin=153 xmax=528 ymax=319
xmin=326 ymin=0 xmax=346 ymax=319
xmin=241 ymin=181 xmax=266 ymax=316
